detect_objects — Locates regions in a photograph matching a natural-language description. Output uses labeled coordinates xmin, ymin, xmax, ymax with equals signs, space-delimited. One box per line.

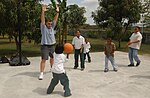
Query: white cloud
xmin=80 ymin=0 xmax=99 ymax=25
xmin=43 ymin=0 xmax=99 ymax=25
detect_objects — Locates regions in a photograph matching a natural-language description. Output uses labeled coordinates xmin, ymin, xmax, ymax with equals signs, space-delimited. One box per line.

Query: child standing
xmin=104 ymin=38 xmax=118 ymax=72
xmin=83 ymin=38 xmax=91 ymax=63
xmin=47 ymin=44 xmax=71 ymax=97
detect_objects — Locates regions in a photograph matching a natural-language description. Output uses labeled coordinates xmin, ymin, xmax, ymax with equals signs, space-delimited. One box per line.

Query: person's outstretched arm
xmin=53 ymin=4 xmax=59 ymax=27
xmin=41 ymin=4 xmax=47 ymax=26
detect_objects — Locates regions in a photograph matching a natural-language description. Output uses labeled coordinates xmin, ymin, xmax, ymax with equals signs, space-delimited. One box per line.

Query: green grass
xmin=0 ymin=35 xmax=150 ymax=57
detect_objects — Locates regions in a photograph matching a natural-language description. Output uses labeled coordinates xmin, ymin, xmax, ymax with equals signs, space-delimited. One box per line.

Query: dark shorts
xmin=41 ymin=45 xmax=55 ymax=60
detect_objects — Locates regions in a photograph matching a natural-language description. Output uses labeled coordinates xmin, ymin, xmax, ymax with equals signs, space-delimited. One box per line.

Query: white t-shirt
xmin=51 ymin=53 xmax=68 ymax=74
xmin=72 ymin=36 xmax=85 ymax=49
xmin=128 ymin=32 xmax=142 ymax=50
xmin=83 ymin=42 xmax=91 ymax=53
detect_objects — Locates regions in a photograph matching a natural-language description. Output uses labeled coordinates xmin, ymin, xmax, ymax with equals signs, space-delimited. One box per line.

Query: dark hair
xmin=135 ymin=26 xmax=141 ymax=31
xmin=107 ymin=38 xmax=112 ymax=41
xmin=55 ymin=44 xmax=64 ymax=54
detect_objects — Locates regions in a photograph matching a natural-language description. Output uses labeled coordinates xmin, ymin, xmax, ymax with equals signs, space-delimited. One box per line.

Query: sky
xmin=41 ymin=0 xmax=99 ymax=25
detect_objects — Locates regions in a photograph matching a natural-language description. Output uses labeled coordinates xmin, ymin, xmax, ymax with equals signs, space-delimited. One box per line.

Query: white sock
xmin=40 ymin=72 xmax=43 ymax=75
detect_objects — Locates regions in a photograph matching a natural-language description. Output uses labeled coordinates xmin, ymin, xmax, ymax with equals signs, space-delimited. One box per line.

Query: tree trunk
xmin=13 ymin=32 xmax=19 ymax=52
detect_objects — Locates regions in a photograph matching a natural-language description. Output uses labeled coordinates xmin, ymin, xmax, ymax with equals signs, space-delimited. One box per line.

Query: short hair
xmin=135 ymin=26 xmax=141 ymax=31
xmin=45 ymin=18 xmax=52 ymax=23
xmin=107 ymin=38 xmax=112 ymax=41
xmin=55 ymin=44 xmax=64 ymax=54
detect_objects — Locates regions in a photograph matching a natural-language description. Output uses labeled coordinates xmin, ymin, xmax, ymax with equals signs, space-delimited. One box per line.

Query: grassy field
xmin=0 ymin=35 xmax=150 ymax=57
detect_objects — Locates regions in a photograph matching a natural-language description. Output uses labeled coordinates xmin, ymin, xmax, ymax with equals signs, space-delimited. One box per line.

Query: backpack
xmin=9 ymin=54 xmax=30 ymax=66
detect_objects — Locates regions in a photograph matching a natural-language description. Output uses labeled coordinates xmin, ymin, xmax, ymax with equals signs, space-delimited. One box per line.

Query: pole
xmin=17 ymin=0 xmax=22 ymax=65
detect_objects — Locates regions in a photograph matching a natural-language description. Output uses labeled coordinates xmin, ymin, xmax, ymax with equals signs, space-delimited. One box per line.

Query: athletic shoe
xmin=81 ymin=68 xmax=84 ymax=71
xmin=104 ymin=68 xmax=109 ymax=72
xmin=113 ymin=68 xmax=118 ymax=72
xmin=136 ymin=61 xmax=141 ymax=67
xmin=38 ymin=73 xmax=43 ymax=80
xmin=64 ymin=93 xmax=72 ymax=97
xmin=128 ymin=64 xmax=134 ymax=67
xmin=74 ymin=67 xmax=77 ymax=69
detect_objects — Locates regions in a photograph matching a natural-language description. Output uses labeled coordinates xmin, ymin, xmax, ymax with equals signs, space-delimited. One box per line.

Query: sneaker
xmin=64 ymin=93 xmax=72 ymax=97
xmin=74 ymin=67 xmax=77 ymax=69
xmin=38 ymin=73 xmax=43 ymax=80
xmin=104 ymin=68 xmax=109 ymax=72
xmin=113 ymin=68 xmax=118 ymax=72
xmin=81 ymin=68 xmax=84 ymax=71
xmin=128 ymin=64 xmax=134 ymax=67
xmin=136 ymin=61 xmax=141 ymax=67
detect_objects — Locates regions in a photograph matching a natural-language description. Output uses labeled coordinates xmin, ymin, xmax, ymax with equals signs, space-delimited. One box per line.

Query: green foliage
xmin=92 ymin=0 xmax=142 ymax=48
xmin=67 ymin=4 xmax=87 ymax=30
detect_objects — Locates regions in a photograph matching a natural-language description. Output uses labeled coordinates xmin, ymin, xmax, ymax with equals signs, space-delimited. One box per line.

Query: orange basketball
xmin=64 ymin=43 xmax=73 ymax=54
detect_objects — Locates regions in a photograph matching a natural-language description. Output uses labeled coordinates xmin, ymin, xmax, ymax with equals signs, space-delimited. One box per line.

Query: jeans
xmin=47 ymin=73 xmax=71 ymax=96
xmin=74 ymin=49 xmax=85 ymax=68
xmin=105 ymin=56 xmax=117 ymax=69
xmin=128 ymin=47 xmax=141 ymax=65
xmin=84 ymin=52 xmax=91 ymax=62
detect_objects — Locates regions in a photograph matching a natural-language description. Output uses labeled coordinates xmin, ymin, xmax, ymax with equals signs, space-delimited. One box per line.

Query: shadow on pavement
xmin=130 ymin=75 xmax=150 ymax=79
xmin=88 ymin=70 xmax=104 ymax=72
xmin=12 ymin=71 xmax=49 ymax=78
xmin=33 ymin=87 xmax=64 ymax=96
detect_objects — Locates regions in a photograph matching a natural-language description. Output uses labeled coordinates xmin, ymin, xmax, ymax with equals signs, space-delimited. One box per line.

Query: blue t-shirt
xmin=40 ymin=22 xmax=56 ymax=45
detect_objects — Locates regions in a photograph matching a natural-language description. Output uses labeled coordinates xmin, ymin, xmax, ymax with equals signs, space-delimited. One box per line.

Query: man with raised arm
xmin=39 ymin=4 xmax=59 ymax=80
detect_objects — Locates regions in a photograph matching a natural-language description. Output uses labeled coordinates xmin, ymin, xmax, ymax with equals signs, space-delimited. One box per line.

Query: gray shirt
xmin=40 ymin=22 xmax=56 ymax=45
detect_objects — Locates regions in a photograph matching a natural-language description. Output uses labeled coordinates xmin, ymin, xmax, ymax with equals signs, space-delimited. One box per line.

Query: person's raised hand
xmin=56 ymin=4 xmax=59 ymax=13
xmin=42 ymin=4 xmax=48 ymax=12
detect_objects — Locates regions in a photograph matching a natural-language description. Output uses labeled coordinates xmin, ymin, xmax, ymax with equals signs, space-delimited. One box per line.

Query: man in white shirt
xmin=127 ymin=26 xmax=142 ymax=67
xmin=72 ymin=31 xmax=85 ymax=71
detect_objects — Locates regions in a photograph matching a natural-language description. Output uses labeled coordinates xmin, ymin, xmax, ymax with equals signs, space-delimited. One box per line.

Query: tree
xmin=67 ymin=4 xmax=86 ymax=31
xmin=0 ymin=0 xmax=41 ymax=50
xmin=92 ymin=0 xmax=142 ymax=48
xmin=50 ymin=1 xmax=86 ymax=44
xmin=142 ymin=0 xmax=150 ymax=26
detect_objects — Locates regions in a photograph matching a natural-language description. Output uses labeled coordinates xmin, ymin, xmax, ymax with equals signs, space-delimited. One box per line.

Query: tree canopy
xmin=92 ymin=0 xmax=142 ymax=47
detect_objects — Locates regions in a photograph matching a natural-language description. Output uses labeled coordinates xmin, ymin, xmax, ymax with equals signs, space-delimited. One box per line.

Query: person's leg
xmin=80 ymin=49 xmax=85 ymax=70
xmin=40 ymin=59 xmax=46 ymax=72
xmin=133 ymin=49 xmax=141 ymax=66
xmin=47 ymin=73 xmax=59 ymax=94
xmin=59 ymin=73 xmax=71 ymax=97
xmin=87 ymin=52 xmax=91 ymax=62
xmin=128 ymin=47 xmax=134 ymax=66
xmin=84 ymin=53 xmax=86 ymax=61
xmin=104 ymin=56 xmax=109 ymax=72
xmin=109 ymin=56 xmax=117 ymax=71
xmin=74 ymin=49 xmax=79 ymax=68
xmin=39 ymin=45 xmax=49 ymax=80
xmin=49 ymin=45 xmax=55 ymax=68
xmin=49 ymin=58 xmax=54 ymax=68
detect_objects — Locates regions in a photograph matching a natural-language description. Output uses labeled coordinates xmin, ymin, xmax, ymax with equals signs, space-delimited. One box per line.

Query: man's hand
xmin=127 ymin=41 xmax=132 ymax=46
xmin=42 ymin=4 xmax=48 ymax=12
xmin=56 ymin=4 xmax=59 ymax=12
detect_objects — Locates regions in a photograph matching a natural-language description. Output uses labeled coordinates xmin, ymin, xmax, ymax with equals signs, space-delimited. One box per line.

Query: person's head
xmin=75 ymin=31 xmax=81 ymax=37
xmin=45 ymin=18 xmax=53 ymax=29
xmin=85 ymin=38 xmax=88 ymax=43
xmin=134 ymin=26 xmax=141 ymax=33
xmin=55 ymin=44 xmax=64 ymax=54
xmin=106 ymin=38 xmax=112 ymax=45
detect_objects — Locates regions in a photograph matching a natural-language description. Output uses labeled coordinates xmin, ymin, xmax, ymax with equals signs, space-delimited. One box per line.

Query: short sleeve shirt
xmin=40 ymin=22 xmax=56 ymax=45
xmin=51 ymin=53 xmax=68 ymax=74
xmin=129 ymin=32 xmax=142 ymax=50
xmin=72 ymin=36 xmax=85 ymax=49
xmin=83 ymin=42 xmax=91 ymax=53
